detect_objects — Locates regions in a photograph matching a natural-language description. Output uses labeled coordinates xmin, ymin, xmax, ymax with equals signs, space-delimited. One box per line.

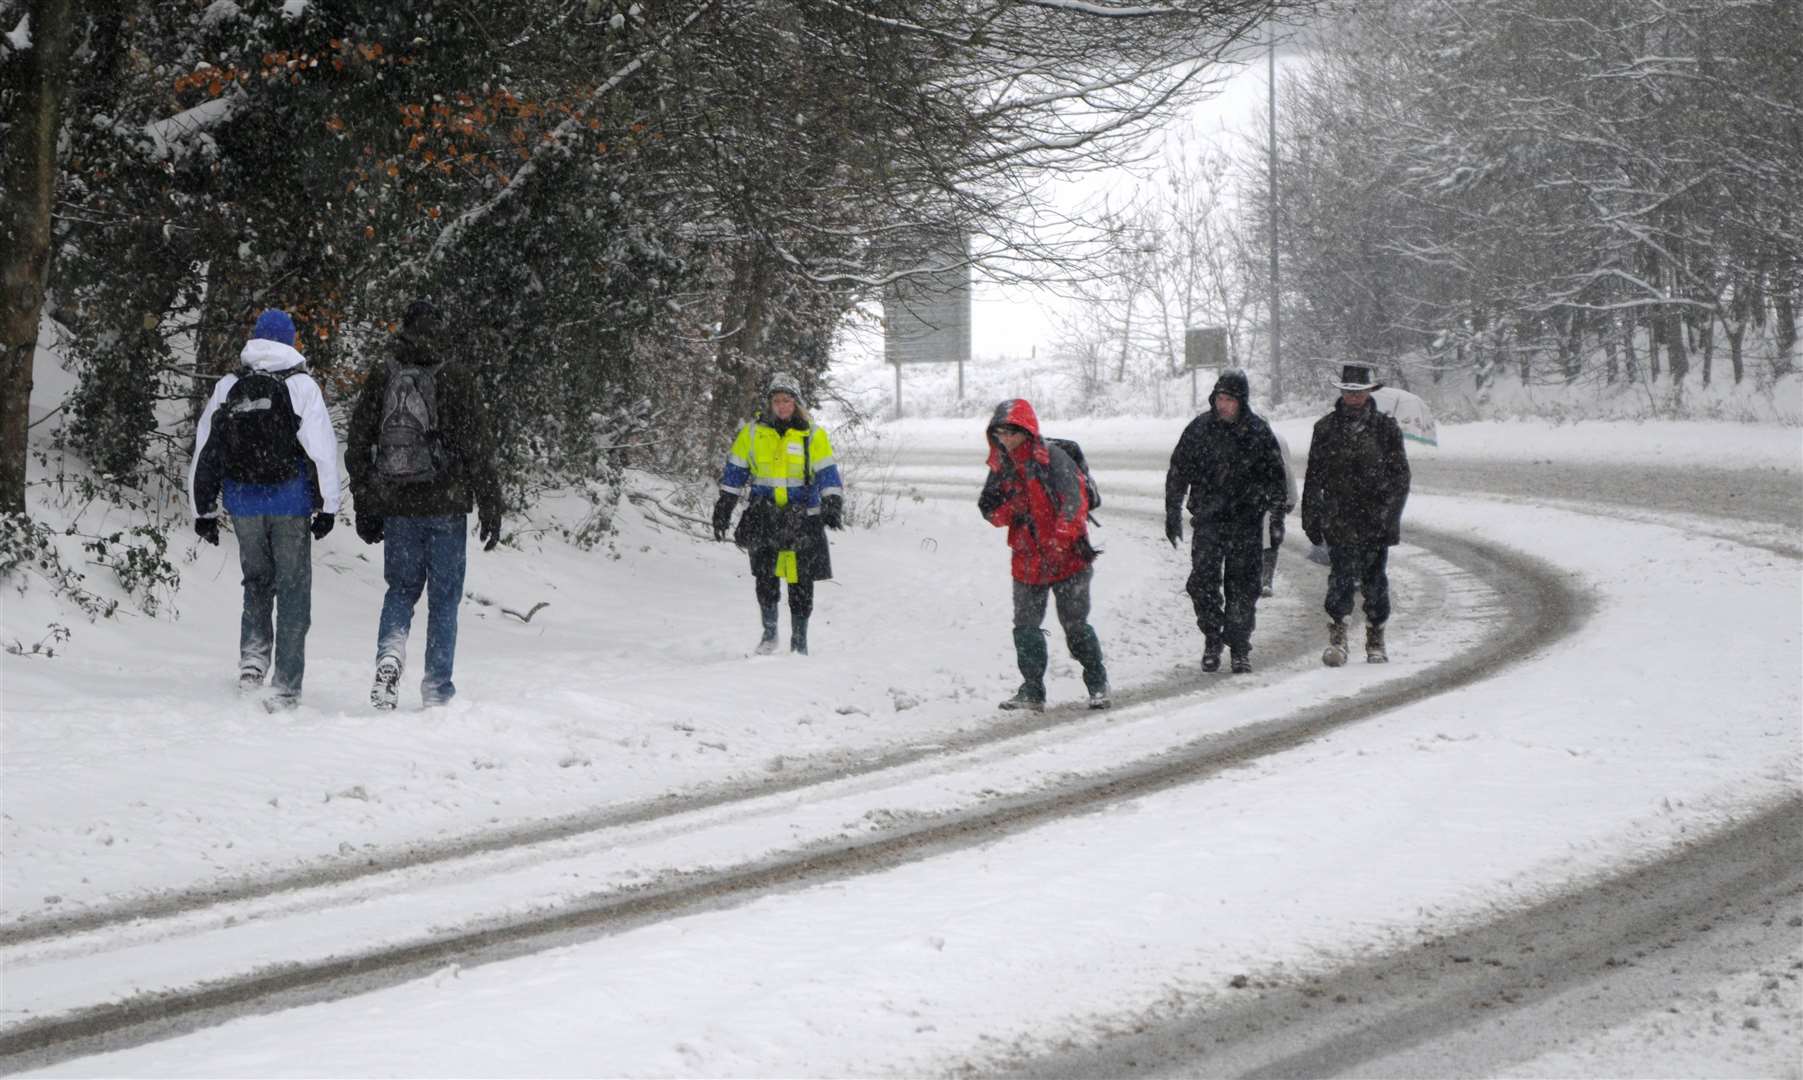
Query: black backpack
xmin=376 ymin=359 xmax=448 ymax=484
xmin=217 ymin=368 xmax=304 ymax=484
xmin=1045 ymin=436 xmax=1102 ymax=521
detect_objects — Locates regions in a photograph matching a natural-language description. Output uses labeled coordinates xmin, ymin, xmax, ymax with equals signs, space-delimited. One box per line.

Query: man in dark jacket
xmin=1301 ymin=362 xmax=1411 ymax=666
xmin=1164 ymin=369 xmax=1289 ymax=674
xmin=979 ymin=399 xmax=1109 ymax=711
xmin=345 ymin=299 xmax=504 ymax=709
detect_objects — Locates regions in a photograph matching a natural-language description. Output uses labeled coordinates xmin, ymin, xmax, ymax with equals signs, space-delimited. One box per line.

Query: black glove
xmin=309 ymin=513 xmax=335 ymax=540
xmin=711 ymin=493 xmax=736 ymax=542
xmin=1268 ymin=516 xmax=1285 ymax=549
xmin=1305 ymin=528 xmax=1324 ymax=548
xmin=978 ymin=482 xmax=1006 ymax=519
xmin=1165 ymin=512 xmax=1182 ymax=548
xmin=478 ymin=514 xmax=501 ymax=551
xmin=820 ymin=495 xmax=844 ymax=530
xmin=1385 ymin=523 xmax=1402 ymax=546
xmin=195 ymin=518 xmax=220 ymax=546
xmin=355 ymin=514 xmax=384 ymax=545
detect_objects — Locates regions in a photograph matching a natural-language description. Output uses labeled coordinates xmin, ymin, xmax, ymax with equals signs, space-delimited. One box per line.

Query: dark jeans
xmin=1185 ymin=521 xmax=1264 ymax=650
xmin=378 ymin=515 xmax=468 ymax=704
xmin=1011 ymin=567 xmax=1107 ymax=695
xmin=754 ymin=575 xmax=814 ymax=619
xmin=1325 ymin=543 xmax=1391 ymax=625
xmin=237 ymin=515 xmax=312 ymax=696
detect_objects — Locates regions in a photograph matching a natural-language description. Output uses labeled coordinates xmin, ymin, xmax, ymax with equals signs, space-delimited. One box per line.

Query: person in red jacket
xmin=977 ymin=399 xmax=1110 ymax=711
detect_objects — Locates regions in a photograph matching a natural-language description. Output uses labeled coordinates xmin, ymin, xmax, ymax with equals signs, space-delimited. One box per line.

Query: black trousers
xmin=1325 ymin=543 xmax=1391 ymax=625
xmin=754 ymin=574 xmax=814 ymax=619
xmin=1186 ymin=521 xmax=1264 ymax=650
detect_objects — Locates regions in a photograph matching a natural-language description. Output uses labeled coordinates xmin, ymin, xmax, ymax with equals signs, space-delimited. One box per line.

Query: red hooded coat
xmin=979 ymin=399 xmax=1094 ymax=585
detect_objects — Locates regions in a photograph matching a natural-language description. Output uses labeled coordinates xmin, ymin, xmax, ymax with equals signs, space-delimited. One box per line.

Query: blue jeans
xmin=237 ymin=515 xmax=312 ymax=696
xmin=377 ymin=515 xmax=467 ymax=704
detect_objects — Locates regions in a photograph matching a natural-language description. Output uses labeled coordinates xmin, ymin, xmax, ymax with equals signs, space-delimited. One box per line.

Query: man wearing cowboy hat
xmin=1300 ymin=362 xmax=1411 ymax=666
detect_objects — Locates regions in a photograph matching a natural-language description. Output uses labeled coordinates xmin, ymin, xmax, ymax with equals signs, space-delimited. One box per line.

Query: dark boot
xmin=1323 ymin=618 xmax=1348 ymax=667
xmin=1229 ymin=646 xmax=1252 ymax=674
xmin=1067 ymin=623 xmax=1109 ymax=708
xmin=755 ymin=603 xmax=779 ymax=655
xmin=1365 ymin=621 xmax=1388 ymax=664
xmin=791 ymin=616 xmax=809 ymax=656
xmin=1202 ymin=635 xmax=1223 ymax=673
xmin=998 ymin=687 xmax=1046 ymax=712
xmin=1003 ymin=626 xmax=1048 ymax=709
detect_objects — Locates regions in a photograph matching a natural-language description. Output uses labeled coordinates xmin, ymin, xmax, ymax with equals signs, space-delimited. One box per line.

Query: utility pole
xmin=1267 ymin=31 xmax=1283 ymax=406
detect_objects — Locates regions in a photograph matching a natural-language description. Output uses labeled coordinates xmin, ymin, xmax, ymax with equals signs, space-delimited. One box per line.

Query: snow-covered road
xmin=1 ymin=419 xmax=1798 ymax=1077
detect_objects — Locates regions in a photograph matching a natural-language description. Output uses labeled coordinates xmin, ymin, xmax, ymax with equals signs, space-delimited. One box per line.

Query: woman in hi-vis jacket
xmin=712 ymin=372 xmax=844 ymax=655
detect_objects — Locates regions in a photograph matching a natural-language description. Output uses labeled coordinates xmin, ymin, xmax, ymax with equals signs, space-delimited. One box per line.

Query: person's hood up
xmin=238 ymin=337 xmax=307 ymax=373
xmin=985 ymin=398 xmax=1046 ymax=472
xmin=987 ymin=398 xmax=1042 ymax=438
xmin=1209 ymin=367 xmax=1252 ymax=414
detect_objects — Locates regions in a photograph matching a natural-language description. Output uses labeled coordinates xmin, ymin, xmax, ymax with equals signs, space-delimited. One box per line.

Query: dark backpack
xmin=1045 ymin=436 xmax=1102 ymax=521
xmin=218 ymin=368 xmax=304 ymax=484
xmin=376 ymin=359 xmax=448 ymax=484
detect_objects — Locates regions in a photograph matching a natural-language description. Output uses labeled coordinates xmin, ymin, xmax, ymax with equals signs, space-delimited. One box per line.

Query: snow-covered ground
xmin=3 ymin=400 xmax=1800 ymax=1074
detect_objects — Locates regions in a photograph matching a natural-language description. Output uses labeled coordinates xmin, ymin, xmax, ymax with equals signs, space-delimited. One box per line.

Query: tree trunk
xmin=1699 ymin=311 xmax=1715 ymax=388
xmin=1623 ymin=310 xmax=1640 ymax=384
xmin=709 ymin=242 xmax=771 ymax=451
xmin=1663 ymin=306 xmax=1690 ymax=385
xmin=0 ymin=0 xmax=77 ymax=518
xmin=1776 ymin=289 xmax=1797 ymax=378
xmin=1562 ymin=308 xmax=1583 ymax=383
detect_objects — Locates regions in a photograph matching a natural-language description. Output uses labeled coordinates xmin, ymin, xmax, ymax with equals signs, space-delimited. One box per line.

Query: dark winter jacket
xmin=978 ymin=399 xmax=1094 ymax=586
xmin=1164 ymin=372 xmax=1288 ymax=533
xmin=1300 ymin=397 xmax=1411 ymax=547
xmin=344 ymin=336 xmax=503 ymax=525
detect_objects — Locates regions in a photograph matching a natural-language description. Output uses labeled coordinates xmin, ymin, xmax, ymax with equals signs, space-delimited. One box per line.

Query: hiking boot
xmin=263 ymin=693 xmax=300 ymax=714
xmin=238 ymin=668 xmax=264 ymax=694
xmin=1201 ymin=637 xmax=1223 ymax=673
xmin=998 ymin=686 xmax=1046 ymax=713
xmin=1087 ymin=685 xmax=1112 ymax=710
xmin=1323 ymin=619 xmax=1348 ymax=668
xmin=790 ymin=616 xmax=809 ymax=656
xmin=1230 ymin=649 xmax=1252 ymax=674
xmin=371 ymin=657 xmax=401 ymax=711
xmin=1365 ymin=622 xmax=1388 ymax=664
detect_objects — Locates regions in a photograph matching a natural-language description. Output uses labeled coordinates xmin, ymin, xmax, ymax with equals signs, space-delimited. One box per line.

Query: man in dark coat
xmin=345 ymin=299 xmax=504 ymax=709
xmin=1164 ymin=369 xmax=1289 ymax=674
xmin=1301 ymin=362 xmax=1411 ymax=666
xmin=979 ymin=399 xmax=1109 ymax=711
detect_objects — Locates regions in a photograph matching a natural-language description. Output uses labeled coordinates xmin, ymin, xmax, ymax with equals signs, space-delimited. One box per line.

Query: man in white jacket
xmin=188 ymin=309 xmax=342 ymax=711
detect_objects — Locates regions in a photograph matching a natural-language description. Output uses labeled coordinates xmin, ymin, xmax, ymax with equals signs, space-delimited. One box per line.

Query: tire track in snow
xmin=0 ymin=523 xmax=1581 ymax=1072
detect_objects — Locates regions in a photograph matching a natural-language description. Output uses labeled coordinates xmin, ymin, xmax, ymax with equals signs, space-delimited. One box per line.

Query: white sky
xmin=960 ymin=48 xmax=1305 ymax=363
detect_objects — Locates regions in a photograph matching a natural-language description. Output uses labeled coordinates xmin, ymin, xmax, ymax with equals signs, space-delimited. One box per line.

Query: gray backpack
xmin=376 ymin=359 xmax=448 ymax=484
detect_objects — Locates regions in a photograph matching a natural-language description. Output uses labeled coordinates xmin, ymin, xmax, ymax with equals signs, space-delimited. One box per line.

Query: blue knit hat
xmin=251 ymin=309 xmax=296 ymax=347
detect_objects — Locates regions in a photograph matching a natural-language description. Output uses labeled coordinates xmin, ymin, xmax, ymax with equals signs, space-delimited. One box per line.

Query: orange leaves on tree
xmin=364 ymin=225 xmax=376 ymax=239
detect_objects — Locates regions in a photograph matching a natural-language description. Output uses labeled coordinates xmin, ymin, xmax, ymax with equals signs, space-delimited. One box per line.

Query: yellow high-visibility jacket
xmin=719 ymin=421 xmax=842 ymax=512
